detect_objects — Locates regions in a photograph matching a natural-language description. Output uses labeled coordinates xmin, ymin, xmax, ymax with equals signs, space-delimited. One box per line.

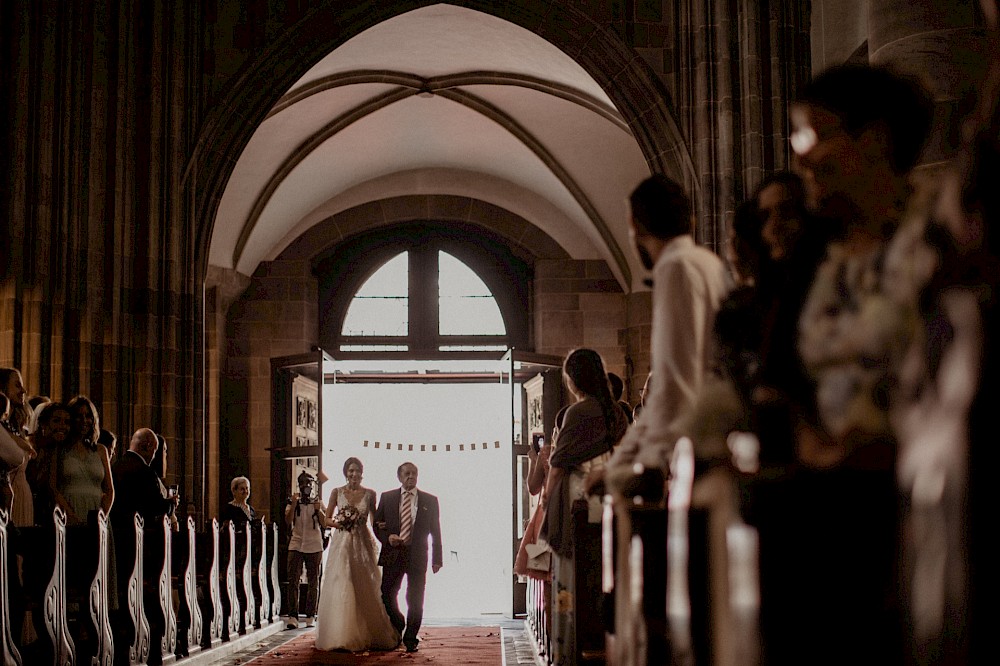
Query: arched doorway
xmin=319 ymin=229 xmax=521 ymax=617
xmin=211 ymin=1 xmax=662 ymax=617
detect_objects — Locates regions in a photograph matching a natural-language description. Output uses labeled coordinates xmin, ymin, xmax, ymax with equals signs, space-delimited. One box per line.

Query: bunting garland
xmin=362 ymin=439 xmax=503 ymax=453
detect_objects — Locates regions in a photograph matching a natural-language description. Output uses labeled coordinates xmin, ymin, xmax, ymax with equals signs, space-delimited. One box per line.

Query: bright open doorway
xmin=321 ymin=358 xmax=520 ymax=619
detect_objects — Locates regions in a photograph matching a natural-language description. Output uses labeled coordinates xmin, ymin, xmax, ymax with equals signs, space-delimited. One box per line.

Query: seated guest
xmin=51 ymin=396 xmax=113 ymax=526
xmin=111 ymin=428 xmax=178 ymax=532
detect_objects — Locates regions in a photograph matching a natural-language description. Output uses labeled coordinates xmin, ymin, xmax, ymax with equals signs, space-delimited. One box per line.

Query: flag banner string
xmin=362 ymin=439 xmax=503 ymax=453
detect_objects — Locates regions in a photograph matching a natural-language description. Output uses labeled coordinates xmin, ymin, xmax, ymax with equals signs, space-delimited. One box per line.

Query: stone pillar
xmin=533 ymin=259 xmax=627 ymax=377
xmin=869 ymin=0 xmax=988 ymax=167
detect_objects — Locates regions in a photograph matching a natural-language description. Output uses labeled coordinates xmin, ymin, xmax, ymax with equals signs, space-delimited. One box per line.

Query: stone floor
xmin=204 ymin=616 xmax=539 ymax=666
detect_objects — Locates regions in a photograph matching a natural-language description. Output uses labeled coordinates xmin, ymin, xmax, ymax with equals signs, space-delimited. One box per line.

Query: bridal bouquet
xmin=334 ymin=505 xmax=361 ymax=532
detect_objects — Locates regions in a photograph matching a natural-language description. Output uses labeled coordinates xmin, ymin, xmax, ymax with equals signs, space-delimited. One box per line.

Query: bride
xmin=315 ymin=457 xmax=400 ymax=651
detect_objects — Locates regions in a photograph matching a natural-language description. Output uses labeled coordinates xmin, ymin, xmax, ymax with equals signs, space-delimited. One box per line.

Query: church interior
xmin=2 ymin=1 xmax=997 ymax=664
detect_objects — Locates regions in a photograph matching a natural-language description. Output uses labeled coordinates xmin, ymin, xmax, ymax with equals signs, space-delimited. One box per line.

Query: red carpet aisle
xmin=246 ymin=627 xmax=502 ymax=665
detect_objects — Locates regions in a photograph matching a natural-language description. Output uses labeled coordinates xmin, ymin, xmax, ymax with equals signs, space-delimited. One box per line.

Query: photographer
xmin=284 ymin=471 xmax=327 ymax=629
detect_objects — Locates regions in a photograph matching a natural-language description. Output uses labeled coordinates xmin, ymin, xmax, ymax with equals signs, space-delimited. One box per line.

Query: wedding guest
xmin=0 ymin=368 xmax=28 ymax=436
xmin=221 ymin=476 xmax=257 ymax=533
xmin=632 ymin=373 xmax=651 ymax=423
xmin=755 ymin=63 xmax=933 ymax=665
xmin=1 ymin=392 xmax=34 ymax=526
xmin=111 ymin=428 xmax=178 ymax=532
xmin=604 ymin=175 xmax=730 ymax=497
xmin=514 ymin=414 xmax=561 ymax=580
xmin=545 ymin=349 xmax=628 ymax=665
xmin=24 ymin=396 xmax=50 ymax=436
xmin=97 ymin=429 xmax=118 ymax=466
xmin=27 ymin=402 xmax=71 ymax=523
xmin=607 ymin=373 xmax=633 ymax=425
xmin=51 ymin=396 xmax=113 ymax=526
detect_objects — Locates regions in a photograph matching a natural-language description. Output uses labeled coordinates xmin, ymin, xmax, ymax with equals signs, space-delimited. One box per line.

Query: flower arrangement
xmin=334 ymin=504 xmax=361 ymax=532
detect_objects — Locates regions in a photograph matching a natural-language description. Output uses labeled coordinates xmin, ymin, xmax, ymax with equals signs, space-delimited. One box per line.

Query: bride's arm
xmin=325 ymin=488 xmax=341 ymax=528
xmin=367 ymin=489 xmax=377 ymax=527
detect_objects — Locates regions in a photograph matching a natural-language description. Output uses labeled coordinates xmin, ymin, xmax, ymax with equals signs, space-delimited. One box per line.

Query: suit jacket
xmin=110 ymin=450 xmax=174 ymax=532
xmin=375 ymin=488 xmax=442 ymax=572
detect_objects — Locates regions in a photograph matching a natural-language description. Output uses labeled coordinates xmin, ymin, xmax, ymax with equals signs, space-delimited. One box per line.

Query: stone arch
xmin=187 ymin=0 xmax=695 ymax=279
xmin=275 ymin=195 xmax=569 ymax=266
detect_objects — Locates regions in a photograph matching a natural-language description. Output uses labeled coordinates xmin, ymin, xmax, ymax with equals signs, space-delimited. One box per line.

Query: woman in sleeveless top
xmin=51 ymin=396 xmax=113 ymax=526
xmin=315 ymin=457 xmax=400 ymax=652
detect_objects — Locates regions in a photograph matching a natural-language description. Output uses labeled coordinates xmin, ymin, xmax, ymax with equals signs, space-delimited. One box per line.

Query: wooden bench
xmin=194 ymin=519 xmax=223 ymax=649
xmin=143 ymin=516 xmax=177 ymax=665
xmin=1 ymin=511 xmax=284 ymax=665
xmin=0 ymin=509 xmax=24 ymax=666
xmin=171 ymin=517 xmax=202 ymax=659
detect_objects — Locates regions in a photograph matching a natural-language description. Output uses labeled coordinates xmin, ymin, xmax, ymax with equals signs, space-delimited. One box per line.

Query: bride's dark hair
xmin=343 ymin=456 xmax=363 ymax=476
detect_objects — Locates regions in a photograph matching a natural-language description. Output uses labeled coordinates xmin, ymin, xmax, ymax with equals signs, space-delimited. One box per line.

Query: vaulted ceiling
xmin=208 ymin=4 xmax=652 ymax=290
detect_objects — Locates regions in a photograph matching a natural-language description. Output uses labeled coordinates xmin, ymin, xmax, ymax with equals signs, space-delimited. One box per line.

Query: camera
xmin=289 ymin=471 xmax=319 ymax=504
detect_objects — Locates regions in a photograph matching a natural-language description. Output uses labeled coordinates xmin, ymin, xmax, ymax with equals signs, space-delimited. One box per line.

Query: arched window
xmin=438 ymin=251 xmax=505 ymax=337
xmin=336 ymin=246 xmax=511 ymax=353
xmin=341 ymin=252 xmax=409 ymax=338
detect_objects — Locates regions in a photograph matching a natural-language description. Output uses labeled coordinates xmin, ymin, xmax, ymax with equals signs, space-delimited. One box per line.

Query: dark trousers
xmin=380 ymin=561 xmax=426 ymax=646
xmin=285 ymin=550 xmax=322 ymax=617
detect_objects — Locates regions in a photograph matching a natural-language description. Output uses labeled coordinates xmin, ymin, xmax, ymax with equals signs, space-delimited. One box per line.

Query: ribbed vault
xmin=207 ymin=3 xmax=674 ymax=291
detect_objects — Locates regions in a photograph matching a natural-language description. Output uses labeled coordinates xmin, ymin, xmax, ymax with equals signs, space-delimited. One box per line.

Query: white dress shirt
xmin=608 ymin=234 xmax=730 ymax=478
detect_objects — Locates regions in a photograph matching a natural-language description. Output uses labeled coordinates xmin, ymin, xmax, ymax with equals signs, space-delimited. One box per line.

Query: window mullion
xmin=409 ymin=245 xmax=438 ymax=351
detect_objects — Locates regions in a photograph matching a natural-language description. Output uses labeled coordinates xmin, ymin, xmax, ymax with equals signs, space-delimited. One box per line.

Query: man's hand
xmin=432 ymin=564 xmax=442 ymax=574
xmin=388 ymin=534 xmax=403 ymax=547
xmin=290 ymin=493 xmax=300 ymax=503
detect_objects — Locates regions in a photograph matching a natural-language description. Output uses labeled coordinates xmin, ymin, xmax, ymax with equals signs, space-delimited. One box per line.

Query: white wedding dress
xmin=314 ymin=488 xmax=400 ymax=651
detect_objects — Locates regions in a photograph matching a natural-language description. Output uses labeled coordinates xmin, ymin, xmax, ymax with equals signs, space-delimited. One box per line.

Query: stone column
xmin=869 ymin=0 xmax=988 ymax=166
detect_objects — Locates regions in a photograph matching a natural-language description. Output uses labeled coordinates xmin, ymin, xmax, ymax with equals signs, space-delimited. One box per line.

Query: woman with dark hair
xmin=545 ymin=348 xmax=628 ymax=666
xmin=315 ymin=457 xmax=398 ymax=651
xmin=51 ymin=396 xmax=113 ymax=526
xmin=27 ymin=402 xmax=71 ymax=521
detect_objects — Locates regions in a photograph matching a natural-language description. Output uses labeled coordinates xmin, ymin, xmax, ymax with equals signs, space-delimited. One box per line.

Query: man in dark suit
xmin=375 ymin=462 xmax=443 ymax=653
xmin=110 ymin=428 xmax=178 ymax=532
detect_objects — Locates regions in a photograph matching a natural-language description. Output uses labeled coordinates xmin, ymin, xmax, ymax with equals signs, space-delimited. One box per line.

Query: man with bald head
xmin=110 ymin=428 xmax=178 ymax=532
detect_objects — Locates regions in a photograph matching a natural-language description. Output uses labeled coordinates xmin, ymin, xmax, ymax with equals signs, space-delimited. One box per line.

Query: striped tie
xmin=399 ymin=491 xmax=412 ymax=544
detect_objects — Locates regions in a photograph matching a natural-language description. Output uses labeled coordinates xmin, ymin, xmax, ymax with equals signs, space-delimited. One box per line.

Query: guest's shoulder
xmin=113 ymin=451 xmax=138 ymax=472
xmin=565 ymin=397 xmax=602 ymax=421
